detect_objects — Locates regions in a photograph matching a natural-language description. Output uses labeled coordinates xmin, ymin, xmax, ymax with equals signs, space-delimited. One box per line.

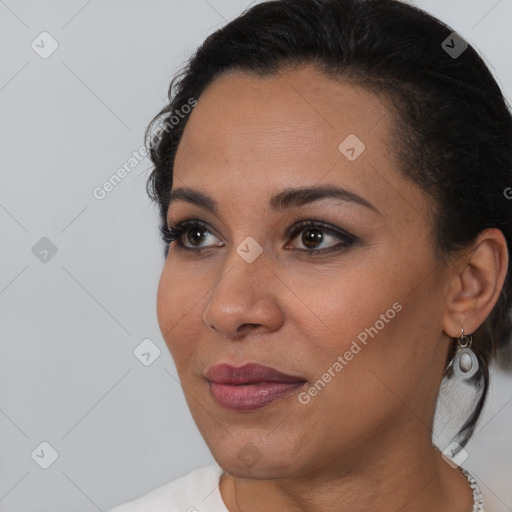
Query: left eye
xmin=286 ymin=221 xmax=356 ymax=254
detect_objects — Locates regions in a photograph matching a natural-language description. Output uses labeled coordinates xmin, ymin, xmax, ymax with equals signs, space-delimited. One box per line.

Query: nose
xmin=202 ymin=249 xmax=284 ymax=339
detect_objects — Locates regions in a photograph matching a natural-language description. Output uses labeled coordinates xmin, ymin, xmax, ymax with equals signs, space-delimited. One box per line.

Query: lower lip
xmin=209 ymin=381 xmax=306 ymax=411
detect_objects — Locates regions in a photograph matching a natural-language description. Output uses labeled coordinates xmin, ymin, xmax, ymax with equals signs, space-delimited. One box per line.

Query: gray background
xmin=0 ymin=0 xmax=511 ymax=511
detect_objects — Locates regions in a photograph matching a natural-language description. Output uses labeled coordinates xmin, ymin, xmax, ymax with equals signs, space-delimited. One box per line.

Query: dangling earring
xmin=452 ymin=328 xmax=479 ymax=379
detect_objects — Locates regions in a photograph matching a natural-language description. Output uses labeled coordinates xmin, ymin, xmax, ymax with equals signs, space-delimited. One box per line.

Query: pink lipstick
xmin=205 ymin=363 xmax=306 ymax=411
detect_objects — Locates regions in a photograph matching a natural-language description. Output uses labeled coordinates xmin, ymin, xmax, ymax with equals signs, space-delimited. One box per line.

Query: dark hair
xmin=144 ymin=0 xmax=512 ymax=448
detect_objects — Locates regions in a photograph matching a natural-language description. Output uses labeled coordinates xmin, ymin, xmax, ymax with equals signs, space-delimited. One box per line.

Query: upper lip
xmin=205 ymin=363 xmax=306 ymax=385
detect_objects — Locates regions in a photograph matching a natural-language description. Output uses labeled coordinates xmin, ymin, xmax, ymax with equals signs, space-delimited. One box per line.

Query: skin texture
xmin=156 ymin=64 xmax=508 ymax=512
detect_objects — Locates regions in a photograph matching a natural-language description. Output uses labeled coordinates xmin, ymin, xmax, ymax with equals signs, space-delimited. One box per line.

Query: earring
xmin=452 ymin=328 xmax=479 ymax=379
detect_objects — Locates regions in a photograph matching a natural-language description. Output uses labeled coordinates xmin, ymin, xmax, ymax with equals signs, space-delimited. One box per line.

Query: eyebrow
xmin=167 ymin=184 xmax=380 ymax=215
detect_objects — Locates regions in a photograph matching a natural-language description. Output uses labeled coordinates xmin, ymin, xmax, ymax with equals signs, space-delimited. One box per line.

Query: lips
xmin=205 ymin=363 xmax=307 ymax=411
xmin=205 ymin=363 xmax=305 ymax=385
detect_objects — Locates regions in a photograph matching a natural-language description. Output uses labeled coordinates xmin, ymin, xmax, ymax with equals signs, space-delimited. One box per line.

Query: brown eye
xmin=187 ymin=225 xmax=209 ymax=246
xmin=302 ymin=228 xmax=324 ymax=249
xmin=165 ymin=219 xmax=224 ymax=251
xmin=287 ymin=220 xmax=357 ymax=255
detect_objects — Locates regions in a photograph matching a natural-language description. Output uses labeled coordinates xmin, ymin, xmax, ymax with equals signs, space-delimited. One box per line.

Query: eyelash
xmin=162 ymin=218 xmax=357 ymax=256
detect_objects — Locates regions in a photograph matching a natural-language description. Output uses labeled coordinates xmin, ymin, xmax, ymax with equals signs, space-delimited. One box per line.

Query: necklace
xmin=460 ymin=468 xmax=485 ymax=512
xmin=232 ymin=468 xmax=485 ymax=511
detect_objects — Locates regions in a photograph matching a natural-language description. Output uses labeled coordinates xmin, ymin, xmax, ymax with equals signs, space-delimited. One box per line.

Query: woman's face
xmin=157 ymin=64 xmax=453 ymax=478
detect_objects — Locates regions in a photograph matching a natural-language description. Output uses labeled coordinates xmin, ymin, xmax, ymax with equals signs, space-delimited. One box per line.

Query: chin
xmin=217 ymin=456 xmax=298 ymax=480
xmin=207 ymin=434 xmax=305 ymax=480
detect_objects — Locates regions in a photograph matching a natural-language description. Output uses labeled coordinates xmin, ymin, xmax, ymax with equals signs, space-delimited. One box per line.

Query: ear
xmin=442 ymin=228 xmax=509 ymax=338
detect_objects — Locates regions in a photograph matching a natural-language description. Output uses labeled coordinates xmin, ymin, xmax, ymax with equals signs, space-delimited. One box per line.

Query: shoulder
xmin=107 ymin=463 xmax=226 ymax=512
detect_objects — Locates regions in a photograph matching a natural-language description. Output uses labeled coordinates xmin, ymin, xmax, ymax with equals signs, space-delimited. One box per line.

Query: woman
xmin=109 ymin=0 xmax=512 ymax=510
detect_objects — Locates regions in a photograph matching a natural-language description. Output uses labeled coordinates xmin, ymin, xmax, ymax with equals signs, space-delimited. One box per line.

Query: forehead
xmin=176 ymin=65 xmax=392 ymax=168
xmin=172 ymin=64 xmax=431 ymax=229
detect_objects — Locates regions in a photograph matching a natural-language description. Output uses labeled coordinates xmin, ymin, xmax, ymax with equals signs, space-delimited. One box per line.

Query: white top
xmin=107 ymin=464 xmax=228 ymax=512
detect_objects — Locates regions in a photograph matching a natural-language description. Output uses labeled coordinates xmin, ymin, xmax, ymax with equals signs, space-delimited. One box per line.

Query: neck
xmin=220 ymin=432 xmax=474 ymax=512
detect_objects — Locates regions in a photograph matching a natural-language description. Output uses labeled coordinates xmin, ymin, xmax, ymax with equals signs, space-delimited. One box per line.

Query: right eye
xmin=164 ymin=219 xmax=224 ymax=251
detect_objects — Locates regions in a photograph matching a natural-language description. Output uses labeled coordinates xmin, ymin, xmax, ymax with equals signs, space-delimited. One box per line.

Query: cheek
xmin=312 ymin=276 xmax=443 ymax=424
xmin=156 ymin=264 xmax=173 ymax=337
xmin=281 ymin=254 xmax=399 ymax=344
xmin=285 ymin=249 xmax=434 ymax=389
xmin=156 ymin=262 xmax=200 ymax=364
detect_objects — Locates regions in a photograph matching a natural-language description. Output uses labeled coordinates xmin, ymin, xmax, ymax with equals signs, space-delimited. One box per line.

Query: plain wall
xmin=0 ymin=0 xmax=511 ymax=510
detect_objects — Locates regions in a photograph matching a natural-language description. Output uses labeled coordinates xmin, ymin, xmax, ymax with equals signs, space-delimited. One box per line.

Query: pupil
xmin=188 ymin=227 xmax=205 ymax=245
xmin=303 ymin=228 xmax=323 ymax=248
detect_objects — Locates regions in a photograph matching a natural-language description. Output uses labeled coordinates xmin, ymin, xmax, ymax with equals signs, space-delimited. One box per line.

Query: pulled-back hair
xmin=144 ymin=0 xmax=512 ymax=448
